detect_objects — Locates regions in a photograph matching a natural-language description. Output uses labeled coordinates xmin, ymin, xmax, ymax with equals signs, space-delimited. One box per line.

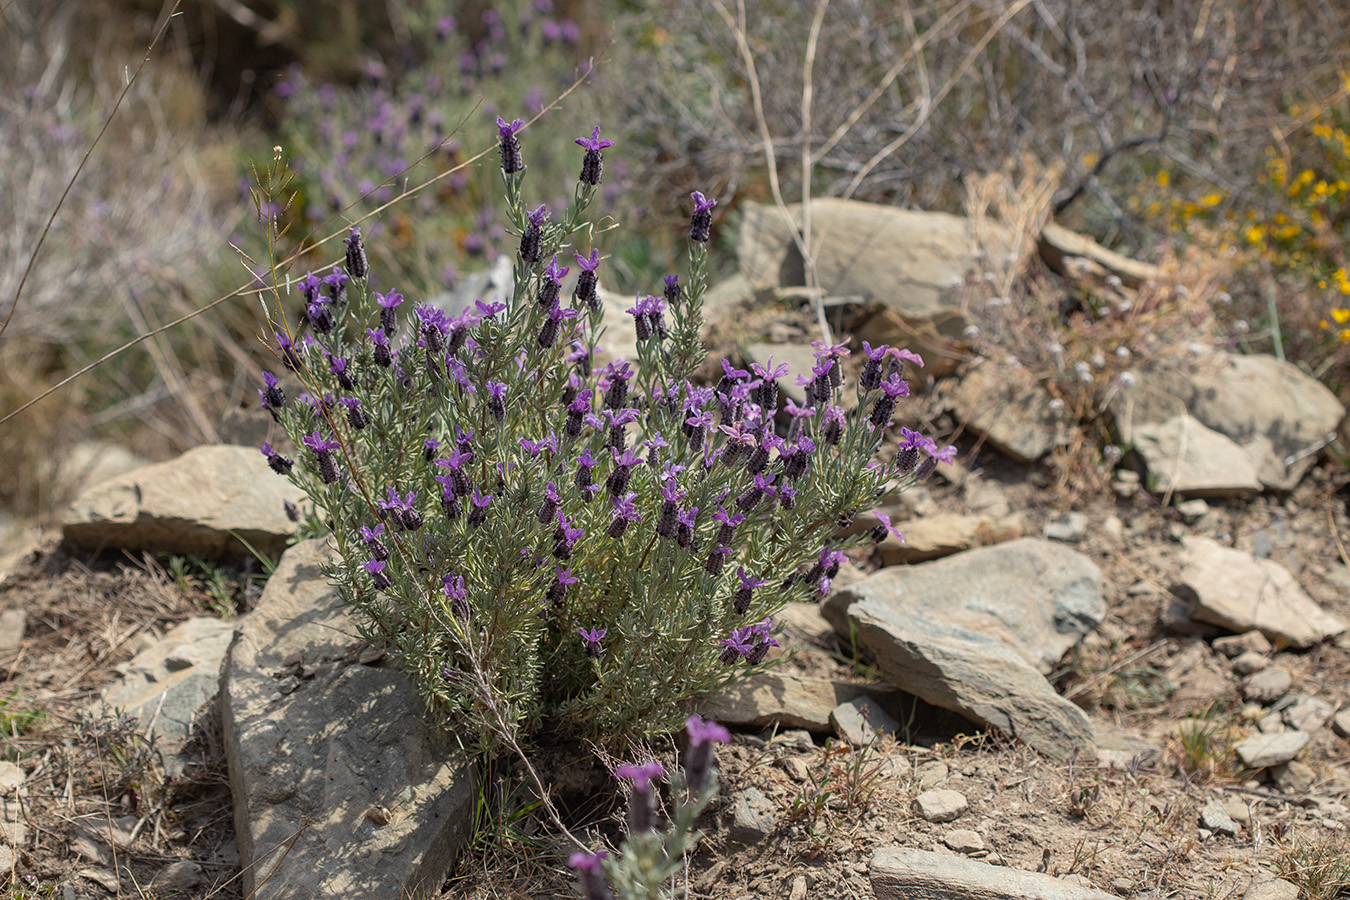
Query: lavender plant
xmin=256 ymin=120 xmax=946 ymax=751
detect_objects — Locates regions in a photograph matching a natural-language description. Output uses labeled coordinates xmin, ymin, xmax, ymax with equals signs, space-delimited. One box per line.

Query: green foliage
xmin=1275 ymin=832 xmax=1350 ymax=899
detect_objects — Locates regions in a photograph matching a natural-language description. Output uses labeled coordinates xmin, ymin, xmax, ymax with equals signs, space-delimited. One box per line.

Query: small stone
xmin=831 ymin=696 xmax=901 ymax=746
xmin=1214 ymin=631 xmax=1274 ymax=657
xmin=0 ymin=845 xmax=14 ymax=871
xmin=79 ymin=868 xmax=120 ymax=892
xmin=1114 ymin=471 xmax=1140 ymax=498
xmin=769 ymin=729 xmax=817 ymax=753
xmin=942 ymin=829 xmax=985 ymax=853
xmin=1333 ymin=709 xmax=1350 ymax=739
xmin=1279 ymin=695 xmax=1333 ymax=733
xmin=1111 ymin=877 xmax=1135 ymax=893
xmin=788 ymin=875 xmax=807 ymax=900
xmin=1235 ymin=731 xmax=1310 ymax=769
xmin=917 ymin=760 xmax=949 ymax=791
xmin=782 ymin=758 xmax=810 ymax=783
xmin=731 ymin=787 xmax=777 ymax=844
xmin=914 ymin=789 xmax=968 ymax=823
xmin=1231 ymin=651 xmax=1269 ymax=675
xmin=1257 ymin=713 xmax=1284 ymax=734
xmin=1223 ymin=799 xmax=1252 ymax=825
xmin=1043 ymin=513 xmax=1088 ymax=543
xmin=1272 ymin=760 xmax=1316 ymax=794
xmin=1200 ymin=798 xmax=1239 ymax=836
xmin=1244 ymin=668 xmax=1292 ymax=705
xmin=1176 ymin=498 xmax=1210 ymax=522
xmin=0 ymin=608 xmax=25 ymax=651
xmin=0 ymin=761 xmax=24 ymax=793
xmin=1 ymin=800 xmax=27 ymax=848
xmin=1102 ymin=516 xmax=1124 ymax=545
xmin=1245 ymin=878 xmax=1300 ymax=900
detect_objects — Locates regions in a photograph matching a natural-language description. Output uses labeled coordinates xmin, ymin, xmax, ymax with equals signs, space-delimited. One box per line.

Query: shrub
xmin=253 ymin=121 xmax=940 ymax=752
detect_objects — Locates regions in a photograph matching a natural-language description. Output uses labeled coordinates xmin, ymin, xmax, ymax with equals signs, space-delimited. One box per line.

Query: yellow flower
xmin=1245 ymin=225 xmax=1265 ymax=245
xmin=1156 ymin=171 xmax=1171 ymax=188
xmin=1320 ymin=319 xmax=1330 ymax=330
xmin=1199 ymin=193 xmax=1223 ymax=208
xmin=1340 ymin=328 xmax=1350 ymax=343
xmin=1333 ymin=308 xmax=1350 ymax=324
xmin=1082 ymin=152 xmax=1098 ymax=168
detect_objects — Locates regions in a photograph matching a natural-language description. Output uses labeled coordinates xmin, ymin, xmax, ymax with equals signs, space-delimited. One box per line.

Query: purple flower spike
xmin=496 ymin=115 xmax=525 ymax=174
xmin=520 ymin=204 xmax=548 ymax=263
xmin=578 ymin=627 xmax=607 ymax=658
xmin=569 ymin=850 xmax=614 ymax=900
xmin=261 ymin=441 xmax=293 ymax=475
xmin=575 ymin=126 xmax=615 ymax=186
xmin=363 ymin=558 xmax=391 ymax=591
xmin=870 ymin=511 xmax=904 ymax=544
xmin=690 ymin=191 xmax=717 ymax=243
xmin=684 ymin=714 xmax=730 ymax=791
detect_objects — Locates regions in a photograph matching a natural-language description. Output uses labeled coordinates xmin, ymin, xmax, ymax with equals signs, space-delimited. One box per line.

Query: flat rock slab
xmin=1182 ymin=537 xmax=1345 ymax=648
xmin=1234 ymin=730 xmax=1310 ymax=769
xmin=1110 ymin=351 xmax=1344 ymax=492
xmin=1132 ymin=416 xmax=1264 ymax=497
xmin=946 ymin=362 xmax=1069 ymax=462
xmin=737 ymin=199 xmax=1004 ymax=326
xmin=846 ymin=597 xmax=1096 ymax=760
xmin=62 ymin=445 xmax=306 ymax=560
xmin=701 ymin=673 xmax=899 ymax=733
xmin=825 ymin=538 xmax=1105 ymax=674
xmin=872 ymin=846 xmax=1115 ymax=900
xmin=831 ymin=696 xmax=901 ymax=746
xmin=101 ymin=616 xmax=236 ymax=776
xmin=220 ymin=540 xmax=474 ymax=900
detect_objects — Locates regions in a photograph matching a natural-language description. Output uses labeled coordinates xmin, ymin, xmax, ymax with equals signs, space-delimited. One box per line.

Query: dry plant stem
xmin=841 ymin=0 xmax=1036 ymax=200
xmin=0 ymin=68 xmax=595 ymax=428
xmin=0 ymin=0 xmax=182 ymax=342
xmin=711 ymin=0 xmax=832 ymax=346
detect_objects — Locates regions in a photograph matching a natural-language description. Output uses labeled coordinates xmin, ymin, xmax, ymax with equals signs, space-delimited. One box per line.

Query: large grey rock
xmin=824 ymin=539 xmax=1105 ymax=674
xmin=738 ymin=199 xmax=1001 ymax=327
xmin=1234 ymin=731 xmax=1309 ymax=769
xmin=62 ymin=445 xmax=306 ymax=560
xmin=101 ymin=616 xmax=236 ymax=776
xmin=846 ymin=598 xmax=1097 ymax=760
xmin=1111 ymin=351 xmax=1344 ymax=492
xmin=1181 ymin=537 xmax=1345 ymax=648
xmin=701 ymin=673 xmax=898 ymax=733
xmin=946 ymin=362 xmax=1070 ymax=462
xmin=871 ymin=846 xmax=1115 ymax=900
xmin=220 ymin=540 xmax=474 ymax=900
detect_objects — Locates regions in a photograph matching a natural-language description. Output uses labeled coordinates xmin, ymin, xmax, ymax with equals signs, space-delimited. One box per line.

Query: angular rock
xmin=1245 ymin=879 xmax=1300 ymax=900
xmin=871 ymin=847 xmax=1115 ymax=900
xmin=220 ymin=540 xmax=474 ymax=900
xmin=825 ymin=539 xmax=1105 ymax=674
xmin=101 ymin=616 xmax=235 ymax=776
xmin=701 ymin=673 xmax=898 ymax=733
xmin=0 ymin=608 xmax=25 ymax=652
xmin=845 ymin=598 xmax=1097 ymax=760
xmin=63 ymin=445 xmax=307 ymax=560
xmin=1234 ymin=731 xmax=1310 ymax=769
xmin=1132 ymin=416 xmax=1263 ymax=497
xmin=1277 ymin=694 xmax=1333 ymax=733
xmin=914 ymin=789 xmax=967 ymax=823
xmin=738 ymin=199 xmax=1001 ymax=327
xmin=1110 ymin=351 xmax=1344 ymax=492
xmin=1231 ymin=651 xmax=1269 ymax=675
xmin=831 ymin=696 xmax=901 ymax=746
xmin=1214 ymin=631 xmax=1273 ymax=658
xmin=1038 ymin=223 xmax=1164 ymax=289
xmin=1043 ymin=513 xmax=1088 ymax=544
xmin=1182 ymin=538 xmax=1346 ymax=648
xmin=730 ymin=787 xmax=777 ymax=844
xmin=1333 ymin=709 xmax=1350 ymax=739
xmin=877 ymin=512 xmax=1023 ymax=565
xmin=1200 ymin=798 xmax=1239 ymax=836
xmin=1244 ymin=668 xmax=1293 ymax=705
xmin=942 ymin=829 xmax=985 ymax=853
xmin=1272 ymin=760 xmax=1316 ymax=794
xmin=946 ymin=361 xmax=1069 ymax=462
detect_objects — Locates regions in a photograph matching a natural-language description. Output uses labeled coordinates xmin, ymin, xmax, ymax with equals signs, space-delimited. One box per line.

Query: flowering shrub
xmin=256 ymin=122 xmax=940 ymax=750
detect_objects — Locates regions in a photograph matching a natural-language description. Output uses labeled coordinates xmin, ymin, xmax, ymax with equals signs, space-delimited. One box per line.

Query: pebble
xmin=916 ymin=760 xmax=949 ymax=791
xmin=1200 ymin=798 xmax=1239 ymax=836
xmin=730 ymin=787 xmax=777 ymax=844
xmin=914 ymin=789 xmax=968 ymax=823
xmin=1223 ymin=798 xmax=1252 ymax=825
xmin=1279 ymin=694 xmax=1332 ymax=733
xmin=0 ymin=608 xmax=25 ymax=651
xmin=782 ymin=757 xmax=810 ymax=783
xmin=1244 ymin=668 xmax=1292 ymax=705
xmin=1214 ymin=631 xmax=1273 ymax=657
xmin=1334 ymin=709 xmax=1350 ymax=739
xmin=1272 ymin=760 xmax=1316 ymax=794
xmin=0 ymin=761 xmax=24 ymax=793
xmin=942 ymin=829 xmax=985 ymax=853
xmin=1231 ymin=651 xmax=1269 ymax=675
xmin=1043 ymin=512 xmax=1087 ymax=543
xmin=787 ymin=875 xmax=807 ymax=900
xmin=1101 ymin=515 xmax=1124 ymax=544
xmin=1176 ymin=498 xmax=1210 ymax=523
xmin=1245 ymin=878 xmax=1300 ymax=900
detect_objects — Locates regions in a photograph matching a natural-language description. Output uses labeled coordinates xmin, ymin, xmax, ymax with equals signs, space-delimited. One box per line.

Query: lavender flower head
xmin=684 ymin=714 xmax=730 ymax=791
xmin=578 ymin=627 xmax=607 ymax=658
xmin=496 ymin=115 xmax=524 ymax=174
xmin=574 ymin=126 xmax=615 ymax=186
xmin=690 ymin=190 xmax=717 ymax=243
